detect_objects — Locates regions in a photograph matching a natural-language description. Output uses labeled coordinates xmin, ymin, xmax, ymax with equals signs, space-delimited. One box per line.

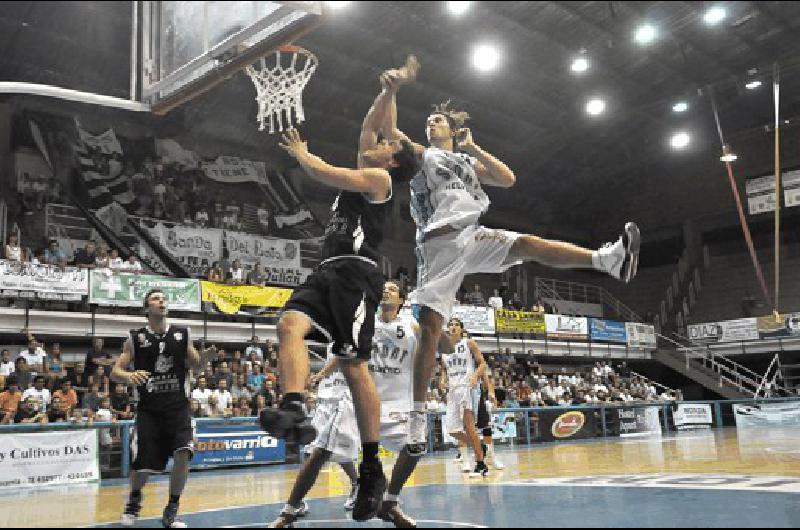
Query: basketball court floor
xmin=1 ymin=427 xmax=797 ymax=528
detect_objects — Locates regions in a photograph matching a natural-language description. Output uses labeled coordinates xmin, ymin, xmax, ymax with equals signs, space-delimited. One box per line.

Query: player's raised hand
xmin=380 ymin=55 xmax=420 ymax=90
xmin=279 ymin=128 xmax=310 ymax=159
xmin=456 ymin=127 xmax=477 ymax=154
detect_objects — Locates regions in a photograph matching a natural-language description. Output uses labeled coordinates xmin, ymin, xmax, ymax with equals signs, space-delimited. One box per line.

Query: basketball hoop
xmin=245 ymin=45 xmax=318 ymax=134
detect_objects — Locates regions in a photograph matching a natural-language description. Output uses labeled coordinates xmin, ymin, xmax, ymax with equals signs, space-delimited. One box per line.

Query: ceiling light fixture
xmin=703 ymin=6 xmax=727 ymax=25
xmin=635 ymin=24 xmax=657 ymax=45
xmin=571 ymin=57 xmax=589 ymax=73
xmin=672 ymin=101 xmax=689 ymax=113
xmin=472 ymin=44 xmax=501 ymax=72
xmin=447 ymin=1 xmax=472 ymax=16
xmin=671 ymin=131 xmax=691 ymax=149
xmin=586 ymin=98 xmax=606 ymax=116
xmin=745 ymin=80 xmax=762 ymax=90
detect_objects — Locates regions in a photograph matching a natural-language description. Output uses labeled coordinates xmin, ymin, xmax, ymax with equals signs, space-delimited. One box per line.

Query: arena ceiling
xmin=2 ymin=1 xmax=800 ymax=234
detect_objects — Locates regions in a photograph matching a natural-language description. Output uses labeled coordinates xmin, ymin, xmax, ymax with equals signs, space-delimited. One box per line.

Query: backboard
xmin=138 ymin=1 xmax=323 ymax=115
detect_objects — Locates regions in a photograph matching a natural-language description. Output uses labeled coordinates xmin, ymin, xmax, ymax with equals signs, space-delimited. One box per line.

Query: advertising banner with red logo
xmin=539 ymin=409 xmax=596 ymax=442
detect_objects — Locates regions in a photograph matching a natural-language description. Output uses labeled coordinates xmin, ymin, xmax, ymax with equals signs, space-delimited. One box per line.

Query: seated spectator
xmin=195 ymin=207 xmax=210 ymax=228
xmin=214 ymin=379 xmax=233 ymax=413
xmin=247 ymin=264 xmax=267 ymax=287
xmin=46 ymin=343 xmax=67 ymax=385
xmin=67 ymin=362 xmax=90 ymax=396
xmin=0 ymin=349 xmax=15 ymax=376
xmin=248 ymin=365 xmax=266 ymax=391
xmin=192 ymin=376 xmax=213 ymax=414
xmin=207 ymin=262 xmax=225 ymax=283
xmin=5 ymin=233 xmax=22 ymax=262
xmin=231 ymin=374 xmax=253 ymax=403
xmin=253 ymin=395 xmax=268 ymax=415
xmin=0 ymin=377 xmax=22 ymax=424
xmin=503 ymin=390 xmax=520 ymax=409
xmin=73 ymin=241 xmax=98 ymax=269
xmin=206 ymin=394 xmax=228 ymax=418
xmin=53 ymin=380 xmax=79 ymax=412
xmin=487 ymin=289 xmax=504 ymax=310
xmin=244 ymin=351 xmax=263 ymax=373
xmin=82 ymin=382 xmax=104 ymax=412
xmin=108 ymin=249 xmax=124 ymax=270
xmin=22 ymin=376 xmax=51 ymax=412
xmin=233 ymin=397 xmax=253 ymax=417
xmin=84 ymin=338 xmax=115 ymax=380
xmin=43 ymin=239 xmax=67 ymax=265
xmin=14 ymin=358 xmax=32 ymax=390
xmin=120 ymin=254 xmax=143 ymax=273
xmin=228 ymin=260 xmax=246 ymax=285
xmin=95 ymin=249 xmax=110 ymax=269
xmin=48 ymin=396 xmax=71 ymax=423
xmin=110 ymin=383 xmax=133 ymax=420
xmin=214 ymin=362 xmax=234 ymax=390
xmin=258 ymin=379 xmax=278 ymax=408
xmin=518 ymin=381 xmax=532 ymax=407
xmin=190 ymin=399 xmax=206 ymax=418
xmin=19 ymin=338 xmax=47 ymax=375
xmin=15 ymin=396 xmax=48 ymax=424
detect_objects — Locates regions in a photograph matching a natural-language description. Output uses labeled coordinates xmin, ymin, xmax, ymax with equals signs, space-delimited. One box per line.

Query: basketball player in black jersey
xmin=259 ymin=57 xmax=419 ymax=522
xmin=112 ymin=289 xmax=217 ymax=529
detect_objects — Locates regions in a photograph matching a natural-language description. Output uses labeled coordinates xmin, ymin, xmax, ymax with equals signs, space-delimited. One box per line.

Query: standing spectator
xmin=19 ymin=338 xmax=47 ymax=375
xmin=153 ymin=178 xmax=167 ymax=218
xmin=110 ymin=383 xmax=133 ymax=420
xmin=207 ymin=262 xmax=225 ymax=283
xmin=192 ymin=376 xmax=213 ymax=415
xmin=0 ymin=377 xmax=22 ymax=424
xmin=228 ymin=260 xmax=246 ymax=285
xmin=46 ymin=343 xmax=67 ymax=387
xmin=44 ymin=240 xmax=67 ymax=265
xmin=245 ymin=337 xmax=264 ymax=363
xmin=84 ymin=338 xmax=114 ymax=379
xmin=73 ymin=241 xmax=98 ymax=269
xmin=247 ymin=264 xmax=267 ymax=287
xmin=53 ymin=380 xmax=79 ymax=412
xmin=15 ymin=397 xmax=48 ymax=424
xmin=82 ymin=382 xmax=104 ymax=412
xmin=0 ymin=349 xmax=15 ymax=376
xmin=22 ymin=376 xmax=51 ymax=412
xmin=4 ymin=233 xmax=22 ymax=262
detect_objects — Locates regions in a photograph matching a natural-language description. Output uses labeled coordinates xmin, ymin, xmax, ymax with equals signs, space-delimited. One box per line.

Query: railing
xmin=535 ymin=277 xmax=643 ymax=323
xmin=629 ymin=370 xmax=673 ymax=393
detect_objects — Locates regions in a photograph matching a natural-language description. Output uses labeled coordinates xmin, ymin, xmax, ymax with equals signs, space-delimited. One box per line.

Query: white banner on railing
xmin=451 ymin=305 xmax=496 ymax=335
xmin=687 ymin=318 xmax=760 ymax=344
xmin=545 ymin=314 xmax=589 ymax=340
xmin=734 ymin=402 xmax=800 ymax=427
xmin=625 ymin=323 xmax=657 ymax=349
xmin=785 ymin=170 xmax=800 ymax=208
xmin=146 ymin=224 xmax=224 ymax=277
xmin=225 ymin=231 xmax=302 ymax=271
xmin=202 ymin=156 xmax=268 ymax=185
xmin=673 ymin=404 xmax=713 ymax=430
xmin=0 ymin=430 xmax=99 ymax=490
xmin=746 ymin=175 xmax=777 ymax=215
xmin=0 ymin=260 xmax=88 ymax=301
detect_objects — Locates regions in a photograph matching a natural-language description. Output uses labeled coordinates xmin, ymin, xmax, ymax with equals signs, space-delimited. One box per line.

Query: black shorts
xmin=476 ymin=390 xmax=491 ymax=430
xmin=131 ymin=406 xmax=194 ymax=473
xmin=282 ymin=257 xmax=384 ymax=360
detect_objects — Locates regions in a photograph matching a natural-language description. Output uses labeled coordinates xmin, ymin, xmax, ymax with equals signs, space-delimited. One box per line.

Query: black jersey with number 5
xmin=130 ymin=326 xmax=190 ymax=412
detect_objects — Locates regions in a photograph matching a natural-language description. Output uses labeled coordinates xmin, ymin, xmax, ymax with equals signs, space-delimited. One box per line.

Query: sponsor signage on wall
xmin=590 ymin=319 xmax=628 ymax=343
xmin=0 ymin=260 xmax=88 ymax=301
xmin=734 ymin=402 xmax=800 ymax=427
xmin=146 ymin=224 xmax=224 ymax=278
xmin=545 ymin=315 xmax=589 ymax=341
xmin=687 ymin=319 xmax=759 ymax=343
xmin=192 ymin=421 xmax=286 ymax=468
xmin=626 ymin=323 xmax=657 ymax=349
xmin=673 ymin=404 xmax=713 ymax=430
xmin=539 ymin=409 xmax=596 ymax=442
xmin=450 ymin=305 xmax=496 ymax=335
xmin=0 ymin=431 xmax=99 ymax=490
xmin=89 ymin=271 xmax=201 ymax=311
xmin=225 ymin=231 xmax=302 ymax=271
xmin=617 ymin=407 xmax=662 ymax=438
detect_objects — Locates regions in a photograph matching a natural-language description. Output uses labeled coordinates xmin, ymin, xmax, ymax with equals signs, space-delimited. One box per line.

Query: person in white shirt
xmin=19 ymin=339 xmax=47 ymax=374
xmin=213 ymin=379 xmax=233 ymax=413
xmin=120 ymin=255 xmax=143 ymax=273
xmin=601 ymin=362 xmax=614 ymax=379
xmin=191 ymin=376 xmax=213 ymax=415
xmin=5 ymin=233 xmax=22 ymax=262
xmin=592 ymin=362 xmax=603 ymax=380
xmin=487 ymin=289 xmax=504 ymax=310
xmin=0 ymin=349 xmax=15 ymax=376
xmin=245 ymin=337 xmax=264 ymax=363
xmin=228 ymin=260 xmax=246 ymax=285
xmin=593 ymin=382 xmax=609 ymax=395
xmin=22 ymin=376 xmax=51 ymax=412
xmin=109 ymin=249 xmax=125 ymax=270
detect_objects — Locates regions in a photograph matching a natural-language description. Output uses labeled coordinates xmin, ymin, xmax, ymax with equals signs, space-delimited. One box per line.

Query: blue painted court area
xmin=89 ymin=482 xmax=800 ymax=528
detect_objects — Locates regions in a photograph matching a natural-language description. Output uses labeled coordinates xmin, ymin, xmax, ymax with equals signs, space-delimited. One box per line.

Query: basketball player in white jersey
xmin=376 ymin=82 xmax=642 ymax=450
xmin=261 ymin=57 xmax=419 ymax=521
xmin=439 ymin=318 xmax=489 ymax=477
xmin=267 ymin=347 xmax=360 ymax=528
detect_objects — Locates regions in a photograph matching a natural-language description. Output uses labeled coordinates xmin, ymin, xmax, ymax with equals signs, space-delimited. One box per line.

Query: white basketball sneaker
xmin=595 ymin=222 xmax=641 ymax=283
xmin=344 ymin=483 xmax=358 ymax=511
xmin=407 ymin=411 xmax=428 ymax=456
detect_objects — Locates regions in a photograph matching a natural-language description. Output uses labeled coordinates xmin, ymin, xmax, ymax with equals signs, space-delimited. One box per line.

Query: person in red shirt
xmin=0 ymin=377 xmax=22 ymax=424
xmin=53 ymin=379 xmax=79 ymax=413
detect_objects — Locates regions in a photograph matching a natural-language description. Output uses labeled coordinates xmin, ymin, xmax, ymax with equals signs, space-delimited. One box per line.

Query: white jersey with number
xmin=409 ymin=147 xmax=490 ymax=238
xmin=317 ymin=346 xmax=351 ymax=401
xmin=442 ymin=338 xmax=475 ymax=389
xmin=369 ymin=314 xmax=417 ymax=418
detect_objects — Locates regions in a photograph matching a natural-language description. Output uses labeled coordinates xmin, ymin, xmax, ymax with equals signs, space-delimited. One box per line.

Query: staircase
xmin=654 ymin=333 xmax=795 ymax=399
xmin=535 ymin=277 xmax=643 ymax=322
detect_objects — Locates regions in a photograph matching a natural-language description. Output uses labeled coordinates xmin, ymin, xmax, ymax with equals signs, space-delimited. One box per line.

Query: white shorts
xmin=380 ymin=411 xmax=411 ymax=454
xmin=445 ymin=386 xmax=477 ymax=435
xmin=414 ymin=224 xmax=521 ymax=319
xmin=307 ymin=397 xmax=360 ymax=463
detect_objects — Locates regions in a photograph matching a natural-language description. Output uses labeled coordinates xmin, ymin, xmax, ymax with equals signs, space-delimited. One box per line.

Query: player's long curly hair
xmin=432 ymin=100 xmax=470 ymax=131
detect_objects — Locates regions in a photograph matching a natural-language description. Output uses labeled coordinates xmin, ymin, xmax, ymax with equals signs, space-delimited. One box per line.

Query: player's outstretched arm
xmin=468 ymin=339 xmax=488 ymax=387
xmin=457 ymin=129 xmax=516 ymax=188
xmin=280 ymin=128 xmax=390 ymax=200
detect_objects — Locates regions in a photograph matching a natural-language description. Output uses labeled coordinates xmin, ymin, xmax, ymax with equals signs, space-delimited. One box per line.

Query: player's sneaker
xmin=267 ymin=502 xmax=309 ymax=529
xmin=378 ymin=500 xmax=418 ymax=528
xmin=352 ymin=460 xmax=387 ymax=521
xmin=461 ymin=452 xmax=474 ymax=473
xmin=344 ymin=483 xmax=358 ymax=511
xmin=597 ymin=222 xmax=641 ymax=283
xmin=469 ymin=462 xmax=489 ymax=478
xmin=487 ymin=453 xmax=505 ymax=471
xmin=161 ymin=503 xmax=187 ymax=528
xmin=259 ymin=401 xmax=316 ymax=445
xmin=406 ymin=411 xmax=428 ymax=456
xmin=120 ymin=496 xmax=141 ymax=527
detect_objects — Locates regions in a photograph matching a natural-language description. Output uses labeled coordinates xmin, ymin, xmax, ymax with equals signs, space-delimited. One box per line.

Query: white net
xmin=245 ymin=46 xmax=318 ymax=134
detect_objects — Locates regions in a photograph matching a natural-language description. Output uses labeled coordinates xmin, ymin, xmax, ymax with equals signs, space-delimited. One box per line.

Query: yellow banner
xmin=495 ymin=309 xmax=546 ymax=334
xmin=201 ymin=282 xmax=293 ymax=315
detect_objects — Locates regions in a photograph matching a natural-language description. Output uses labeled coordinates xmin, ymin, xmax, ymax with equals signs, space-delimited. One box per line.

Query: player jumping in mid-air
xmin=259 ymin=56 xmax=419 ymax=522
xmin=378 ymin=82 xmax=641 ymax=451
